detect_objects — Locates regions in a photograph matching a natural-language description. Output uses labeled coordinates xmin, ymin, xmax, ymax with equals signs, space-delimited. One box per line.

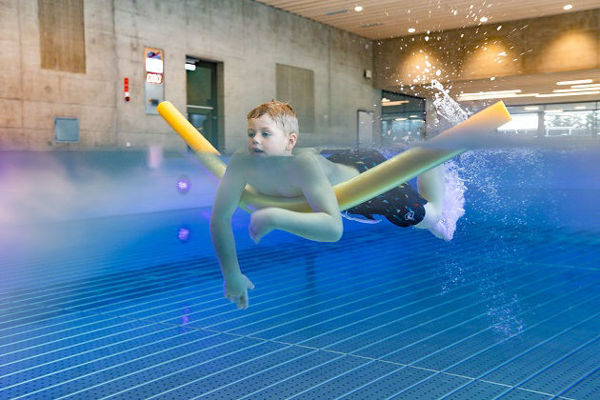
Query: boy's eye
xmin=248 ymin=132 xmax=255 ymax=138
xmin=262 ymin=132 xmax=270 ymax=137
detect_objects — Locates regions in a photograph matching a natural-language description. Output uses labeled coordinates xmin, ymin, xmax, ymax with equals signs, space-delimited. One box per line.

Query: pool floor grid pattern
xmin=1 ymin=219 xmax=599 ymax=399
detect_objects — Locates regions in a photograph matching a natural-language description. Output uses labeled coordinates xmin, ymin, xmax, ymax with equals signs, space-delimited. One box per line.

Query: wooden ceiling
xmin=255 ymin=0 xmax=600 ymax=40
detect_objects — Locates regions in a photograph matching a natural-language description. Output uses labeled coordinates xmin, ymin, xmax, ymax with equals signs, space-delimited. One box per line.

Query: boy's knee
xmin=332 ymin=225 xmax=343 ymax=242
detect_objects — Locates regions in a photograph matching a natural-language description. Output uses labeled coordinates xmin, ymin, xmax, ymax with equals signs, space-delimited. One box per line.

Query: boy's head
xmin=247 ymin=101 xmax=298 ymax=156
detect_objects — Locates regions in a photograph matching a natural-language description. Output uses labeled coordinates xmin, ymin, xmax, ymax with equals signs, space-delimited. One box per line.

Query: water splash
xmin=430 ymin=79 xmax=469 ymax=126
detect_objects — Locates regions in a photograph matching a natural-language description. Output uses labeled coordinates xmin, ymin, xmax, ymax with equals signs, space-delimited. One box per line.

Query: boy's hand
xmin=223 ymin=272 xmax=255 ymax=309
xmin=249 ymin=208 xmax=276 ymax=243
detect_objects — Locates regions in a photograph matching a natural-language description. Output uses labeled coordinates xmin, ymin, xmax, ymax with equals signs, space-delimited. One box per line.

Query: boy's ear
xmin=288 ymin=132 xmax=297 ymax=148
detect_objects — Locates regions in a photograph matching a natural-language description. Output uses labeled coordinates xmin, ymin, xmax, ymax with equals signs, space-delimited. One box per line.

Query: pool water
xmin=0 ymin=148 xmax=599 ymax=399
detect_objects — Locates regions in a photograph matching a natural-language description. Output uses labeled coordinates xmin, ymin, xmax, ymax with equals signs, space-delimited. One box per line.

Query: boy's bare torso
xmin=236 ymin=149 xmax=359 ymax=198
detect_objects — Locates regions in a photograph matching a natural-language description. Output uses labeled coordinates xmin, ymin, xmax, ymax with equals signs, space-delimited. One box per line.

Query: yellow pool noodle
xmin=158 ymin=101 xmax=511 ymax=212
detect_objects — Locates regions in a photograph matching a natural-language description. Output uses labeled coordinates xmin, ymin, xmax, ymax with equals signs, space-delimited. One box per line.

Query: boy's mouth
xmin=252 ymin=149 xmax=264 ymax=154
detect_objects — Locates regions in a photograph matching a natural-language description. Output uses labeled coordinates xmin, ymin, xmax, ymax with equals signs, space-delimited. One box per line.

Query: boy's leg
xmin=415 ymin=165 xmax=445 ymax=230
xmin=415 ymin=163 xmax=466 ymax=241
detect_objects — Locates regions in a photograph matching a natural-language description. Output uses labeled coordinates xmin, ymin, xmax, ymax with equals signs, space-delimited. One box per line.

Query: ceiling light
xmin=553 ymin=87 xmax=600 ymax=93
xmin=563 ymin=4 xmax=573 ymax=10
xmin=545 ymin=109 xmax=563 ymax=113
xmin=354 ymin=5 xmax=363 ymax=12
xmin=571 ymin=84 xmax=600 ymax=89
xmin=537 ymin=91 xmax=600 ymax=97
xmin=574 ymin=106 xmax=587 ymax=109
xmin=382 ymin=100 xmax=409 ymax=106
xmin=394 ymin=117 xmax=408 ymax=121
xmin=185 ymin=63 xmax=196 ymax=71
xmin=524 ymin=106 xmax=539 ymax=111
xmin=381 ymin=98 xmax=390 ymax=103
xmin=556 ymin=79 xmax=593 ymax=85
xmin=458 ymin=92 xmax=537 ymax=101
xmin=461 ymin=89 xmax=522 ymax=96
xmin=480 ymin=16 xmax=488 ymax=22
xmin=408 ymin=28 xmax=416 ymax=33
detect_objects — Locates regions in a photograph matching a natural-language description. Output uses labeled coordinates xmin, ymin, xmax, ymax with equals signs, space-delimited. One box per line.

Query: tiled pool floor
xmin=1 ymin=209 xmax=599 ymax=399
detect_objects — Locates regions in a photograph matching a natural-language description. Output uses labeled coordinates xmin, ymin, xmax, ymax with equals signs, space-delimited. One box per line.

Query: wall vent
xmin=54 ymin=117 xmax=79 ymax=143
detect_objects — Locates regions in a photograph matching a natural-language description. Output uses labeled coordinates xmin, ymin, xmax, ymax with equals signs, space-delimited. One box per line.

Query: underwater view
xmin=1 ymin=0 xmax=599 ymax=399
xmin=1 ymin=143 xmax=598 ymax=399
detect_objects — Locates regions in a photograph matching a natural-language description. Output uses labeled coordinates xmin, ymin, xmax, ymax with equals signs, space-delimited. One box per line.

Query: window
xmin=498 ymin=113 xmax=539 ymax=137
xmin=381 ymin=91 xmax=425 ymax=147
xmin=503 ymin=102 xmax=599 ymax=138
xmin=544 ymin=110 xmax=594 ymax=137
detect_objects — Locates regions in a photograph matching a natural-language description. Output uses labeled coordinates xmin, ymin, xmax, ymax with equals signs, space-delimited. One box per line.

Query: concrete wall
xmin=374 ymin=9 xmax=600 ymax=89
xmin=0 ymin=0 xmax=119 ymax=150
xmin=0 ymin=0 xmax=379 ymax=152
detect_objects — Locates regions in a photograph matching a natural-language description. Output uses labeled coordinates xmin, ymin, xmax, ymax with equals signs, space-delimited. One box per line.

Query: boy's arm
xmin=210 ymin=153 xmax=246 ymax=276
xmin=210 ymin=153 xmax=255 ymax=309
xmin=249 ymin=153 xmax=343 ymax=243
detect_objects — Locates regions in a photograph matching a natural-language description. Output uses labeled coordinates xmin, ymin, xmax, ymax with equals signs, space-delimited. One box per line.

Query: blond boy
xmin=210 ymin=101 xmax=455 ymax=309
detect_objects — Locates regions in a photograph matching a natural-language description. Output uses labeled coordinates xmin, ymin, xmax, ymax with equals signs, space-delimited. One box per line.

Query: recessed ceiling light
xmin=461 ymin=89 xmax=522 ymax=96
xmin=524 ymin=106 xmax=540 ymax=111
xmin=556 ymin=79 xmax=593 ymax=85
xmin=574 ymin=106 xmax=587 ymax=109
xmin=408 ymin=28 xmax=416 ymax=33
xmin=354 ymin=5 xmax=363 ymax=12
xmin=458 ymin=91 xmax=538 ymax=101
xmin=563 ymin=4 xmax=573 ymax=10
xmin=571 ymin=84 xmax=600 ymax=89
xmin=537 ymin=91 xmax=600 ymax=98
xmin=553 ymin=87 xmax=600 ymax=93
xmin=480 ymin=16 xmax=488 ymax=22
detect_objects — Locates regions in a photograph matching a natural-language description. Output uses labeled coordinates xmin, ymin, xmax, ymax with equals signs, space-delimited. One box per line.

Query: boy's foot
xmin=429 ymin=161 xmax=465 ymax=241
xmin=429 ymin=218 xmax=452 ymax=241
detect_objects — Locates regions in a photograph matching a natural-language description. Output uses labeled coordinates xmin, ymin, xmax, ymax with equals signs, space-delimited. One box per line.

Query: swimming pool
xmin=1 ymin=148 xmax=599 ymax=399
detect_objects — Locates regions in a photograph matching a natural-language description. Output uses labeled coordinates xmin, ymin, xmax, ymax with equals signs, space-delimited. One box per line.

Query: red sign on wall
xmin=145 ymin=72 xmax=163 ymax=84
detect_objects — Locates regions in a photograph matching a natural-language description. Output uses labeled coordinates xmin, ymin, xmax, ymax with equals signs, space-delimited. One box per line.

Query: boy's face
xmin=247 ymin=114 xmax=297 ymax=156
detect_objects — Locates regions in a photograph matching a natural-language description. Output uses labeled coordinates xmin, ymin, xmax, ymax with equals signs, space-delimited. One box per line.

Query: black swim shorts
xmin=325 ymin=149 xmax=427 ymax=227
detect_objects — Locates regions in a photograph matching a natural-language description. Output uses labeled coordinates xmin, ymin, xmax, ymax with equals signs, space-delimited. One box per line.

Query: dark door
xmin=186 ymin=58 xmax=218 ymax=149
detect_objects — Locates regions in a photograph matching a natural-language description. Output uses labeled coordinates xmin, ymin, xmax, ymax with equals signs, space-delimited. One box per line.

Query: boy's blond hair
xmin=247 ymin=101 xmax=299 ymax=136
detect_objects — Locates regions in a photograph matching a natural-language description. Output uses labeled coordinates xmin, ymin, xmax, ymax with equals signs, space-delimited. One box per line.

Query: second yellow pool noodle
xmin=158 ymin=101 xmax=511 ymax=212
